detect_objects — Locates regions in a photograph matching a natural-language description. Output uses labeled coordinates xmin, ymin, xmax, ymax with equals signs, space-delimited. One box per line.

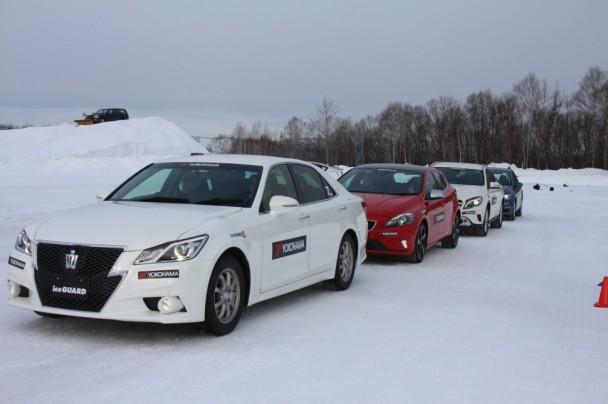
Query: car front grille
xmin=366 ymin=240 xmax=388 ymax=251
xmin=35 ymin=243 xmax=124 ymax=312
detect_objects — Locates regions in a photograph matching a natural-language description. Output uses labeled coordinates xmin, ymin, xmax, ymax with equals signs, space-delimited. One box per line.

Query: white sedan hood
xmin=28 ymin=201 xmax=241 ymax=250
xmin=451 ymin=184 xmax=486 ymax=201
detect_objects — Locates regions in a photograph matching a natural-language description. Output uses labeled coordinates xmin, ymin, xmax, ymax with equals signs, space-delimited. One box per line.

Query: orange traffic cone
xmin=595 ymin=277 xmax=608 ymax=308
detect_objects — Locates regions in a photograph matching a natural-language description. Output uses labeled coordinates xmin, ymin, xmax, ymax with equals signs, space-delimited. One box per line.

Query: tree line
xmin=208 ymin=66 xmax=608 ymax=170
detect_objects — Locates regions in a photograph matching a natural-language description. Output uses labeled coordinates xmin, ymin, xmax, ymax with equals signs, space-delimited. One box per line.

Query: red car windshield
xmin=339 ymin=168 xmax=422 ymax=195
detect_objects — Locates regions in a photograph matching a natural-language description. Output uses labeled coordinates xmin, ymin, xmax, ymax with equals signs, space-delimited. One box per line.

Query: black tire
xmin=506 ymin=209 xmax=516 ymax=221
xmin=203 ymin=256 xmax=245 ymax=336
xmin=474 ymin=207 xmax=490 ymax=237
xmin=405 ymin=223 xmax=427 ymax=263
xmin=325 ymin=234 xmax=356 ymax=290
xmin=441 ymin=215 xmax=459 ymax=249
xmin=491 ymin=207 xmax=503 ymax=229
xmin=516 ymin=204 xmax=522 ymax=217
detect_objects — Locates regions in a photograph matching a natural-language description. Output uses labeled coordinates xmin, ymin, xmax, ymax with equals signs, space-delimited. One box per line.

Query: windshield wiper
xmin=131 ymin=196 xmax=190 ymax=203
xmin=195 ymin=198 xmax=244 ymax=206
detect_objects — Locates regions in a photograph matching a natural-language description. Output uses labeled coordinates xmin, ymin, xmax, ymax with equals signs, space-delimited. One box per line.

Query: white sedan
xmin=7 ymin=154 xmax=368 ymax=335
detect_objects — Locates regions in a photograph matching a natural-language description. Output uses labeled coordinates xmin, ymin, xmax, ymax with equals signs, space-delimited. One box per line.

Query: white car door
xmin=290 ymin=164 xmax=342 ymax=276
xmin=259 ymin=165 xmax=311 ymax=293
xmin=485 ymin=169 xmax=503 ymax=220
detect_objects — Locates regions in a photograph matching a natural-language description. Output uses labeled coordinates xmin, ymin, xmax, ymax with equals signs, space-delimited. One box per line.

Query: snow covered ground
xmin=1 ymin=118 xmax=608 ymax=404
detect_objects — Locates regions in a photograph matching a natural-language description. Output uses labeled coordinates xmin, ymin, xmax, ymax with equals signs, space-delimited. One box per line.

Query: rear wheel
xmin=405 ymin=223 xmax=427 ymax=263
xmin=203 ymin=256 xmax=245 ymax=336
xmin=325 ymin=234 xmax=356 ymax=290
xmin=442 ymin=215 xmax=459 ymax=249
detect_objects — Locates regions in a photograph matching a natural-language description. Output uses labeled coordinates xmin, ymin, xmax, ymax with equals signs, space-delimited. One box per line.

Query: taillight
xmin=361 ymin=201 xmax=367 ymax=215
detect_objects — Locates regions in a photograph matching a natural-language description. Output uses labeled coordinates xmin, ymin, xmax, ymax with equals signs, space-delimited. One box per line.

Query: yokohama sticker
xmin=434 ymin=212 xmax=445 ymax=224
xmin=138 ymin=270 xmax=180 ymax=279
xmin=272 ymin=236 xmax=307 ymax=260
xmin=8 ymin=256 xmax=26 ymax=270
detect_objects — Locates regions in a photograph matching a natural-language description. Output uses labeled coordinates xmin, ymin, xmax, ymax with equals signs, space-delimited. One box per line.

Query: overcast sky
xmin=1 ymin=0 xmax=607 ymax=136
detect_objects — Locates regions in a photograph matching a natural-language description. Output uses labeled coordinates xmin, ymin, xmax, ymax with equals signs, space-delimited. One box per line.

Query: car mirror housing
xmin=269 ymin=195 xmax=299 ymax=217
xmin=428 ymin=189 xmax=445 ymax=200
xmin=489 ymin=181 xmax=501 ymax=189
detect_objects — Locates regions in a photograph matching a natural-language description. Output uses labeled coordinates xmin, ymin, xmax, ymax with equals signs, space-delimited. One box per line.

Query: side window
xmin=511 ymin=171 xmax=518 ymax=184
xmin=431 ymin=171 xmax=447 ymax=191
xmin=322 ymin=177 xmax=336 ymax=198
xmin=291 ymin=164 xmax=330 ymax=204
xmin=425 ymin=172 xmax=437 ymax=198
xmin=485 ymin=169 xmax=494 ymax=188
xmin=261 ymin=164 xmax=298 ymax=212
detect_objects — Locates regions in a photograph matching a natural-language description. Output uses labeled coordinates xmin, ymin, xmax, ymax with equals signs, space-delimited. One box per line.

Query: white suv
xmin=432 ymin=162 xmax=504 ymax=236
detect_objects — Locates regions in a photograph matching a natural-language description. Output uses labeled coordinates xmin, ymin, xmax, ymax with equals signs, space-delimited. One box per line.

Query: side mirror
xmin=515 ymin=181 xmax=523 ymax=190
xmin=428 ymin=189 xmax=445 ymax=200
xmin=269 ymin=195 xmax=299 ymax=217
xmin=489 ymin=181 xmax=501 ymax=189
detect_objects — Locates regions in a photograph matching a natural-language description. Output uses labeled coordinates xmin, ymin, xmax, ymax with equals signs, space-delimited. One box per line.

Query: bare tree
xmin=574 ymin=66 xmax=608 ymax=168
xmin=513 ymin=73 xmax=549 ymax=168
xmin=281 ymin=117 xmax=307 ymax=159
xmin=427 ymin=96 xmax=462 ymax=162
xmin=310 ymin=97 xmax=340 ymax=164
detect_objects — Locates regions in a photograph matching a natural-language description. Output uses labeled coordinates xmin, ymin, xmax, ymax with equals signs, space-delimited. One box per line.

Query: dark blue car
xmin=488 ymin=167 xmax=523 ymax=221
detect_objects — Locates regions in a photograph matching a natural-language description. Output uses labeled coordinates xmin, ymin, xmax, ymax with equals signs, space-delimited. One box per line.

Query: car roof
xmin=431 ymin=161 xmax=486 ymax=170
xmin=351 ymin=163 xmax=428 ymax=173
xmin=155 ymin=153 xmax=313 ymax=169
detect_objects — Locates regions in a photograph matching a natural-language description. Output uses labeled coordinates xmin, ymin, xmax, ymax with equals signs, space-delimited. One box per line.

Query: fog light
xmin=8 ymin=281 xmax=21 ymax=299
xmin=158 ymin=296 xmax=184 ymax=314
xmin=401 ymin=240 xmax=408 ymax=249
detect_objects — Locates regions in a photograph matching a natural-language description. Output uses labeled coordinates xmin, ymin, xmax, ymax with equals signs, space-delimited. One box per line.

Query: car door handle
xmin=337 ymin=205 xmax=347 ymax=212
xmin=299 ymin=214 xmax=310 ymax=221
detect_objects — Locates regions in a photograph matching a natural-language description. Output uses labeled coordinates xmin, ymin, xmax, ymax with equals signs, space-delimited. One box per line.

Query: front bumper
xmin=365 ymin=221 xmax=416 ymax=256
xmin=459 ymin=207 xmax=485 ymax=227
xmin=502 ymin=199 xmax=515 ymax=216
xmin=7 ymin=246 xmax=214 ymax=324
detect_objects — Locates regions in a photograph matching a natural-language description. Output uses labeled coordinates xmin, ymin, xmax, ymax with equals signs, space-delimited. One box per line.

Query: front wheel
xmin=405 ymin=223 xmax=427 ymax=263
xmin=203 ymin=256 xmax=245 ymax=336
xmin=441 ymin=215 xmax=459 ymax=249
xmin=325 ymin=234 xmax=356 ymax=290
xmin=474 ymin=207 xmax=490 ymax=237
xmin=491 ymin=207 xmax=503 ymax=229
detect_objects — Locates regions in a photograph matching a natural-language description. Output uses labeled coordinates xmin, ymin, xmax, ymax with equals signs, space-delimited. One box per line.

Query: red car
xmin=339 ymin=164 xmax=460 ymax=263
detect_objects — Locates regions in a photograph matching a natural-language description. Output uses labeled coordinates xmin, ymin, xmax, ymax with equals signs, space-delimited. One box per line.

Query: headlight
xmin=15 ymin=230 xmax=32 ymax=256
xmin=385 ymin=213 xmax=415 ymax=228
xmin=135 ymin=235 xmax=208 ymax=265
xmin=463 ymin=197 xmax=483 ymax=209
xmin=503 ymin=194 xmax=512 ymax=200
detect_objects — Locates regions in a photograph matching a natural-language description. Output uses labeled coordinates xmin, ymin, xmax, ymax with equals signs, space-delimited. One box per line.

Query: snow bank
xmin=0 ymin=117 xmax=208 ymax=174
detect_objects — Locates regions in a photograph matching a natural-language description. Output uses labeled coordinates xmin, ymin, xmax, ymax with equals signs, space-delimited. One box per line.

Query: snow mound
xmin=0 ymin=117 xmax=208 ymax=174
